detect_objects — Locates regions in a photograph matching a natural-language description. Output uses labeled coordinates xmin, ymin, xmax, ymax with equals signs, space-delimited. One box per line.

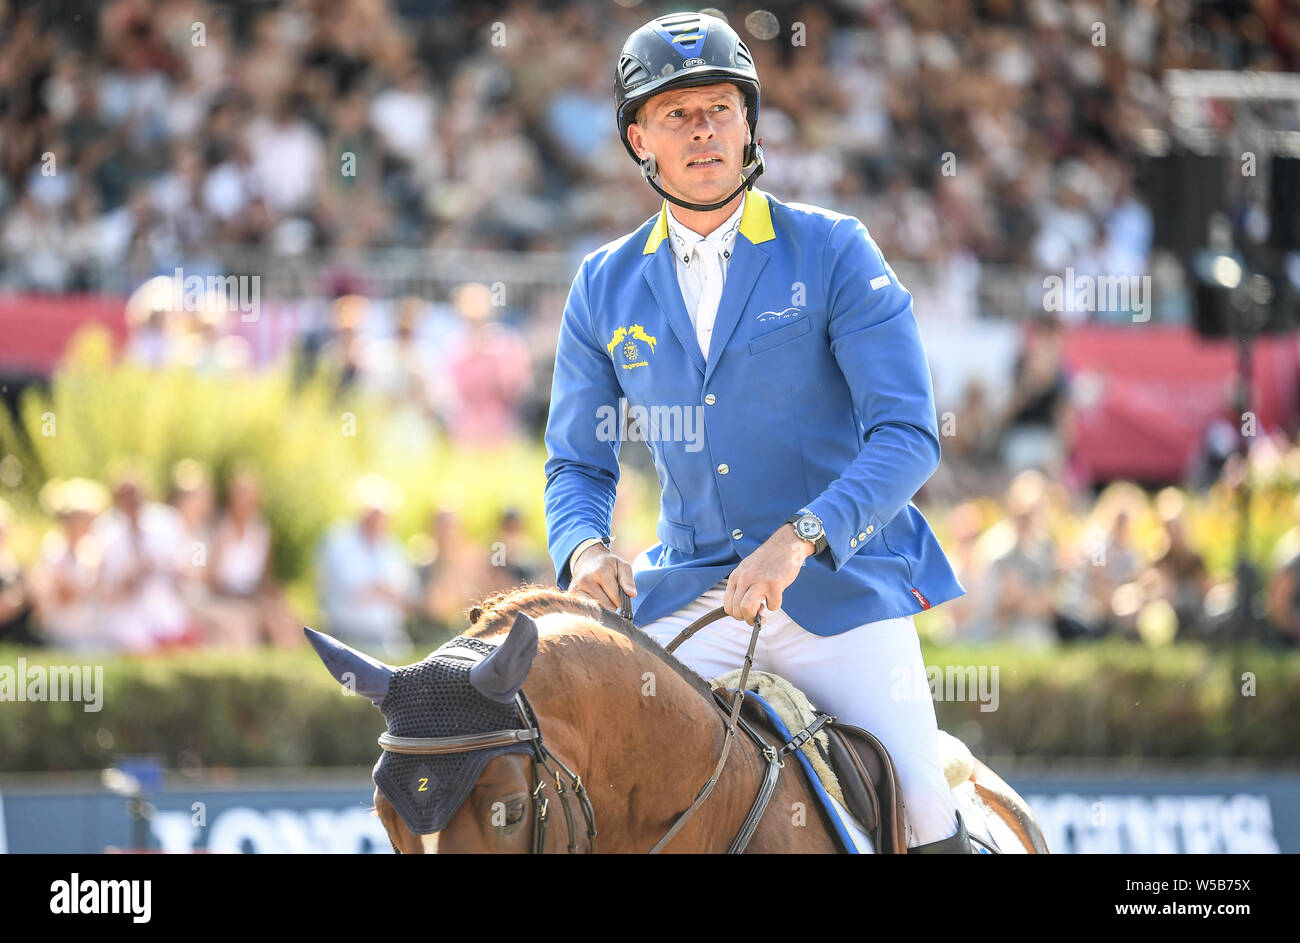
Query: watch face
xmin=796 ymin=516 xmax=822 ymax=540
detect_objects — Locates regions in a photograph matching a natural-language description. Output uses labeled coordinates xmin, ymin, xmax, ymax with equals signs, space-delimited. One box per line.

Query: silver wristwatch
xmin=785 ymin=509 xmax=827 ymax=556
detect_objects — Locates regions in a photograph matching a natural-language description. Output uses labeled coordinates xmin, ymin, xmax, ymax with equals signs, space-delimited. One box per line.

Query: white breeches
xmin=640 ymin=580 xmax=959 ymax=846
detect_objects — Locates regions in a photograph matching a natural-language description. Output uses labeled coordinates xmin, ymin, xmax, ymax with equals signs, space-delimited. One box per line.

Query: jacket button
xmin=850 ymin=538 xmax=858 ymax=548
xmin=866 ymin=525 xmax=874 ymax=534
xmin=731 ymin=529 xmax=743 ymax=540
xmin=704 ymin=393 xmax=716 ymax=405
xmin=858 ymin=531 xmax=867 ymax=541
xmin=717 ymin=463 xmax=729 ymax=475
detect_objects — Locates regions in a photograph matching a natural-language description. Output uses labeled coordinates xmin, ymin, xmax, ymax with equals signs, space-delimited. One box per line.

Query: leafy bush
xmin=0 ymin=326 xmax=553 ymax=615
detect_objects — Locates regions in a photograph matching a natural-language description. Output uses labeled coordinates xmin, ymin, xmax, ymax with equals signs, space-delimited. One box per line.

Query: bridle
xmin=378 ymin=588 xmax=825 ymax=854
xmin=376 ymin=657 xmax=597 ymax=855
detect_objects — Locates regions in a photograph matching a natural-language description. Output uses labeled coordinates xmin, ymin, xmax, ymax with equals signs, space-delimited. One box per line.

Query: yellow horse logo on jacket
xmin=607 ymin=324 xmax=657 ymax=370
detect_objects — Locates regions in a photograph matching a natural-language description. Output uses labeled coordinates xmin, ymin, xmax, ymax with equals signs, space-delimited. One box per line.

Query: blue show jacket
xmin=543 ymin=187 xmax=965 ymax=635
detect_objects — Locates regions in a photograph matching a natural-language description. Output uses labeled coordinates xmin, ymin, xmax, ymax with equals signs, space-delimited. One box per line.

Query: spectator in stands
xmin=941 ymin=378 xmax=1004 ymax=498
xmin=1101 ymin=507 xmax=1144 ymax=611
xmin=482 ymin=507 xmax=547 ymax=594
xmin=123 ymin=275 xmax=185 ymax=369
xmin=200 ymin=465 xmax=300 ymax=648
xmin=1055 ymin=499 xmax=1145 ymax=641
xmin=933 ymin=500 xmax=991 ymax=642
xmin=63 ymin=184 xmax=108 ymax=291
xmin=359 ymin=296 xmax=439 ymax=456
xmin=965 ymin=470 xmax=1061 ymax=648
xmin=169 ymin=459 xmax=214 ymax=550
xmin=1054 ymin=533 xmax=1112 ymax=643
xmin=1266 ymin=500 xmax=1300 ymax=648
xmin=95 ymin=465 xmax=199 ymax=652
xmin=1031 ymin=163 xmax=1101 ymax=279
xmin=172 ymin=301 xmax=252 ymax=374
xmin=420 ymin=505 xmax=493 ymax=630
xmin=319 ymin=90 xmax=388 ymax=243
xmin=1188 ymin=409 xmax=1243 ymax=492
xmin=310 ymin=293 xmax=369 ymax=399
xmin=164 ymin=456 xmax=247 ymax=649
xmin=1000 ymin=316 xmax=1069 ymax=475
xmin=1146 ymin=489 xmax=1212 ymax=641
xmin=441 ymin=282 xmax=533 ymax=446
xmin=27 ymin=478 xmax=110 ymax=651
xmin=317 ymin=474 xmax=417 ymax=658
xmin=1 ymin=193 xmax=72 ymax=291
xmin=244 ymin=90 xmax=324 ymax=216
xmin=0 ymin=498 xmax=35 ymax=645
xmin=166 ymin=459 xmax=218 ymax=633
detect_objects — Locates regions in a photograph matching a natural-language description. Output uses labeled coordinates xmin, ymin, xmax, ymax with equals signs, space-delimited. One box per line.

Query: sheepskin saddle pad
xmin=712 ymin=669 xmax=975 ymax=798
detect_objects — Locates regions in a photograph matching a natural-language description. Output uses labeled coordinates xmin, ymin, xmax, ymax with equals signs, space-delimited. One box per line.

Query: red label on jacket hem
xmin=910 ymin=588 xmax=931 ymax=610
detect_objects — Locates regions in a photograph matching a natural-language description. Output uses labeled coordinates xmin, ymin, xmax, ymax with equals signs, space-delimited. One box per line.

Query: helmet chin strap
xmin=640 ymin=144 xmax=765 ymax=213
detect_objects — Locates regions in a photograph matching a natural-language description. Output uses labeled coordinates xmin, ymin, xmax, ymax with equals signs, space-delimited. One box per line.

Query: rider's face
xmin=627 ymin=83 xmax=749 ymax=205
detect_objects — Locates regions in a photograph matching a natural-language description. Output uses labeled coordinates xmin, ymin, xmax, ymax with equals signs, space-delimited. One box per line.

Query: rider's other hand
xmin=570 ymin=543 xmax=636 ymax=613
xmin=724 ymin=524 xmax=812 ymax=625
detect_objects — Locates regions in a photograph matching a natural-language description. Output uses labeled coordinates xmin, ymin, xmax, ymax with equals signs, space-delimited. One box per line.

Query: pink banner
xmin=0 ymin=295 xmax=129 ymax=373
xmin=1063 ymin=325 xmax=1300 ymax=482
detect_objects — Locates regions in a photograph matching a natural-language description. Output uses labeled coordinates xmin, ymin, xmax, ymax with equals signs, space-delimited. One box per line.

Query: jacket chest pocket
xmin=748 ymin=316 xmax=812 ymax=354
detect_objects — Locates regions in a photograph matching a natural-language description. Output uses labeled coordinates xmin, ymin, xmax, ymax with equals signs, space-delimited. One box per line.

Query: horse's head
xmin=305 ymin=612 xmax=543 ymax=853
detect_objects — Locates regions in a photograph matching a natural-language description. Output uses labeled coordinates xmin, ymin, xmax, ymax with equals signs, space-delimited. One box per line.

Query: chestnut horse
xmin=307 ymin=586 xmax=1048 ymax=854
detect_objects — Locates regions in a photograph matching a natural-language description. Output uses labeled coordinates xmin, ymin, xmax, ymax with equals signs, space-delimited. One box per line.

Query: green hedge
xmin=923 ymin=640 xmax=1300 ymax=761
xmin=0 ymin=645 xmax=387 ymax=772
xmin=2 ymin=640 xmax=1298 ymax=773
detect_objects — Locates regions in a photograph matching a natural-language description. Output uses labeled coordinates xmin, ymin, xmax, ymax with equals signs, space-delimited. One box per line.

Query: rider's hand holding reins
xmin=570 ymin=543 xmax=637 ymax=613
xmin=724 ymin=524 xmax=814 ymax=625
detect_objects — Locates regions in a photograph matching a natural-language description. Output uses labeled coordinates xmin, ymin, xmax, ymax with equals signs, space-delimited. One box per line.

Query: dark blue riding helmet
xmin=614 ymin=11 xmax=761 ymax=168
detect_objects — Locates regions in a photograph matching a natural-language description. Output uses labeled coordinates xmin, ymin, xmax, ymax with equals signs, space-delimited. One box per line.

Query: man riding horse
xmin=544 ymin=11 xmax=973 ymax=852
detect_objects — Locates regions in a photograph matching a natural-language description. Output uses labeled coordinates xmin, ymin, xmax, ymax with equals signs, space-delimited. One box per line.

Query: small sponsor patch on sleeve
xmin=870 ymin=274 xmax=891 ymax=291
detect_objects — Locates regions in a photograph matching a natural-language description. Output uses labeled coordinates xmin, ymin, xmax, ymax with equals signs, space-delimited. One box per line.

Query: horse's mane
xmin=464 ymin=584 xmax=718 ymax=702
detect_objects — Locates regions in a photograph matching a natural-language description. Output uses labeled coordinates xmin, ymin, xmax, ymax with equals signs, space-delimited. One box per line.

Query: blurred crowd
xmin=117 ymin=274 xmax=547 ymax=447
xmin=2 ymin=446 xmax=1298 ymax=655
xmin=1 ymin=0 xmax=1299 ymax=657
xmin=933 ymin=465 xmax=1300 ymax=650
xmin=315 ymin=473 xmax=549 ymax=658
xmin=2 ymin=0 xmax=1297 ymax=289
xmin=0 ymin=460 xmax=297 ymax=653
xmin=0 ymin=463 xmax=550 ymax=656
xmin=107 ymin=250 xmax=1084 ymax=520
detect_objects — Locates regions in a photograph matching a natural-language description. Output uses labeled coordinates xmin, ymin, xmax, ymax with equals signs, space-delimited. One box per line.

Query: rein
xmin=648 ymin=591 xmax=777 ymax=853
xmin=379 ymin=585 xmax=817 ymax=853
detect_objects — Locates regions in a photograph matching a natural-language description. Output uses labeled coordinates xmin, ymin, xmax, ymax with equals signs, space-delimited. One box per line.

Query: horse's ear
xmin=468 ymin=606 xmax=483 ymax=625
xmin=468 ymin=612 xmax=538 ymax=703
xmin=303 ymin=627 xmax=394 ymax=708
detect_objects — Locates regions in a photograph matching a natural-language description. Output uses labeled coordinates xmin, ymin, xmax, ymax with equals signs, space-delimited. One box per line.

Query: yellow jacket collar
xmin=643 ymin=188 xmax=775 ymax=255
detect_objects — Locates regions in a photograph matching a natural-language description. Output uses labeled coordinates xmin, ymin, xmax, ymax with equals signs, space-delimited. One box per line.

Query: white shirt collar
xmin=664 ymin=195 xmax=746 ymax=265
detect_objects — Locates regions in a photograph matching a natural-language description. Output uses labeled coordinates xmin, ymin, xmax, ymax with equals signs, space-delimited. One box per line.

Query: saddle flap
xmin=826 ymin=722 xmax=908 ymax=854
xmin=824 ymin=729 xmax=879 ymax=840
